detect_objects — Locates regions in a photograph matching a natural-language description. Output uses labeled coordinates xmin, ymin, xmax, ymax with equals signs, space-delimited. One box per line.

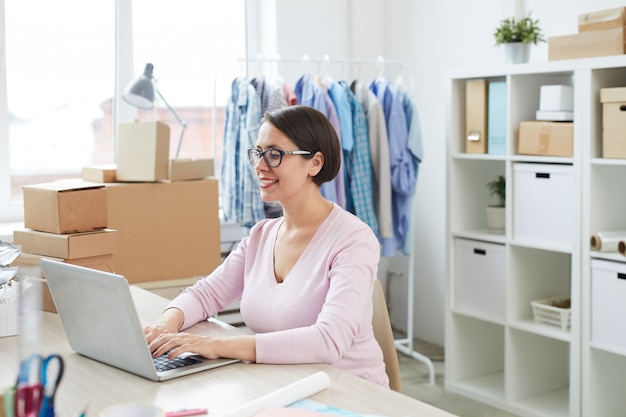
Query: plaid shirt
xmin=220 ymin=78 xmax=265 ymax=227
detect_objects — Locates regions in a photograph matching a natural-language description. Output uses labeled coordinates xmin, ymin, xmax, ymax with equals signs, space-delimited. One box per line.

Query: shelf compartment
xmin=447 ymin=314 xmax=504 ymax=397
xmin=590 ymin=164 xmax=626 ymax=240
xmin=449 ymin=158 xmax=505 ymax=233
xmin=507 ymin=328 xmax=570 ymax=416
xmin=509 ymin=245 xmax=572 ymax=329
xmin=587 ymin=348 xmax=626 ymax=417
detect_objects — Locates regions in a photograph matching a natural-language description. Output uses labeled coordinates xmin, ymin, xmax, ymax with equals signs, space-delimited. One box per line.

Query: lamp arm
xmin=155 ymin=88 xmax=187 ymax=158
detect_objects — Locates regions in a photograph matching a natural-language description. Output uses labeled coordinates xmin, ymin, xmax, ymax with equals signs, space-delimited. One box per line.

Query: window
xmin=0 ymin=0 xmax=246 ymax=222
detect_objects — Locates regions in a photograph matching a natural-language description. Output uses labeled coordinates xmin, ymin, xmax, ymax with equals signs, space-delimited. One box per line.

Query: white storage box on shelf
xmin=591 ymin=259 xmax=626 ymax=352
xmin=454 ymin=238 xmax=506 ymax=322
xmin=513 ymin=163 xmax=574 ymax=248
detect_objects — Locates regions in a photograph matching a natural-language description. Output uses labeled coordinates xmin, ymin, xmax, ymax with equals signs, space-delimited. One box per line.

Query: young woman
xmin=144 ymin=105 xmax=388 ymax=388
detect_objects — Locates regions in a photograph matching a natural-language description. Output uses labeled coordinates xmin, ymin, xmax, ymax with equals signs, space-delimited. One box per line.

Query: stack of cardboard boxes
xmin=549 ymin=7 xmax=626 ymax=61
xmin=11 ymin=181 xmax=117 ymax=312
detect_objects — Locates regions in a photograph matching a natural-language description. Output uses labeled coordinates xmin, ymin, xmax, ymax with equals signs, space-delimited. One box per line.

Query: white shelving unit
xmin=445 ymin=55 xmax=626 ymax=417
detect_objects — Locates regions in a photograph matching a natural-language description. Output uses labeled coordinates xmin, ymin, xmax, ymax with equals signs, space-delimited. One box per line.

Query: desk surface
xmin=0 ymin=287 xmax=457 ymax=417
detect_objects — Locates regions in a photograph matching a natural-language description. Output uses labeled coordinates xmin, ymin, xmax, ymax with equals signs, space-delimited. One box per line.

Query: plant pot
xmin=486 ymin=206 xmax=505 ymax=233
xmin=504 ymin=42 xmax=530 ymax=64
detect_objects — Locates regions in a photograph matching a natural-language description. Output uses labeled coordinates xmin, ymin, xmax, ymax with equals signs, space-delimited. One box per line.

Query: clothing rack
xmin=212 ymin=56 xmax=434 ymax=385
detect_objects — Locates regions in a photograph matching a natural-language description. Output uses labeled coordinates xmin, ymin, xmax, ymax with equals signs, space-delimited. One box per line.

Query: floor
xmin=398 ymin=339 xmax=518 ymax=417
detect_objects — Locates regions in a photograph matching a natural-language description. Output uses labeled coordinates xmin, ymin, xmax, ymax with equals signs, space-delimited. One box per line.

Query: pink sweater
xmin=167 ymin=204 xmax=388 ymax=388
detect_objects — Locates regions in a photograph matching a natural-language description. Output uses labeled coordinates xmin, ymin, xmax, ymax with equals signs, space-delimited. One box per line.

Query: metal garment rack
xmin=212 ymin=56 xmax=434 ymax=385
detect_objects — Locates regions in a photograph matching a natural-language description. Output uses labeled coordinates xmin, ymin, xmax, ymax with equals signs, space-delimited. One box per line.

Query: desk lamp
xmin=123 ymin=63 xmax=187 ymax=158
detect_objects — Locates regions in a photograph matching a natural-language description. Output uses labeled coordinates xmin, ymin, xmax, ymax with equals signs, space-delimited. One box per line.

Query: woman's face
xmin=253 ymin=122 xmax=322 ymax=204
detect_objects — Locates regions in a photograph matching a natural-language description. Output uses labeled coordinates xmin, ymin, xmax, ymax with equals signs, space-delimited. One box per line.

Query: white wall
xmin=252 ymin=0 xmax=626 ymax=346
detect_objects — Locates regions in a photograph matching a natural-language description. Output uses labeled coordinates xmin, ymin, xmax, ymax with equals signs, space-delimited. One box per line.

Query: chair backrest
xmin=372 ymin=279 xmax=402 ymax=392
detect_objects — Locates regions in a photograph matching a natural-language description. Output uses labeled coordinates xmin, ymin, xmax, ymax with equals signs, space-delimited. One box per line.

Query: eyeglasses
xmin=247 ymin=148 xmax=312 ymax=168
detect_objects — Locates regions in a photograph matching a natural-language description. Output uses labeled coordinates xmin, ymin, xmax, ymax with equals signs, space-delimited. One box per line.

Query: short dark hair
xmin=261 ymin=105 xmax=341 ymax=186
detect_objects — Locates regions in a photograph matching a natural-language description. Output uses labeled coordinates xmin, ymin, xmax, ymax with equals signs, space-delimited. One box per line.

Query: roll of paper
xmin=218 ymin=371 xmax=331 ymax=417
xmin=590 ymin=231 xmax=626 ymax=252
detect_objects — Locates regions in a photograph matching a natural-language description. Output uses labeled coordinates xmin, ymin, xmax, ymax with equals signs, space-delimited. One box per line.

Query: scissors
xmin=38 ymin=355 xmax=64 ymax=417
xmin=14 ymin=354 xmax=64 ymax=417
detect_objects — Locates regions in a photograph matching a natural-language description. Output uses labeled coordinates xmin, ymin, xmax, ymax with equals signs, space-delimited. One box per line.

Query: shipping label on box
xmin=465 ymin=79 xmax=488 ymax=154
xmin=23 ymin=181 xmax=108 ymax=234
xmin=548 ymin=27 xmax=626 ymax=61
xmin=13 ymin=228 xmax=117 ymax=259
xmin=579 ymin=7 xmax=626 ymax=32
xmin=601 ymin=87 xmax=626 ymax=158
xmin=518 ymin=121 xmax=574 ymax=157
xmin=117 ymin=121 xmax=170 ymax=182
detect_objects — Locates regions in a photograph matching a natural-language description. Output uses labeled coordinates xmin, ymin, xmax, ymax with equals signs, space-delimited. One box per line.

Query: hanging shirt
xmin=338 ymin=81 xmax=379 ymax=236
xmin=398 ymin=88 xmax=423 ymax=254
xmin=370 ymin=77 xmax=416 ymax=254
xmin=328 ymin=80 xmax=355 ymax=211
xmin=166 ymin=204 xmax=388 ymax=388
xmin=220 ymin=77 xmax=265 ymax=227
xmin=351 ymin=80 xmax=394 ymax=253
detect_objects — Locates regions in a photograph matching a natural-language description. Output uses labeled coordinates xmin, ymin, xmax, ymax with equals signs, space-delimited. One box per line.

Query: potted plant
xmin=494 ymin=13 xmax=545 ymax=64
xmin=486 ymin=175 xmax=505 ymax=233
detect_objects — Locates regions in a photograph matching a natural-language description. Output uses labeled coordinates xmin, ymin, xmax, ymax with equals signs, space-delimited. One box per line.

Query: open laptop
xmin=41 ymin=258 xmax=239 ymax=381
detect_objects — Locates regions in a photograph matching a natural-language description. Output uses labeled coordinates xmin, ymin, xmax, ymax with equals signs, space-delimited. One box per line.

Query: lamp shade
xmin=123 ymin=63 xmax=155 ymax=109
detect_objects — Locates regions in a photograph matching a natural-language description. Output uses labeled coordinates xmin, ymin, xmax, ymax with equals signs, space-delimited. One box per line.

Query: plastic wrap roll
xmin=590 ymin=231 xmax=626 ymax=252
xmin=218 ymin=371 xmax=331 ymax=417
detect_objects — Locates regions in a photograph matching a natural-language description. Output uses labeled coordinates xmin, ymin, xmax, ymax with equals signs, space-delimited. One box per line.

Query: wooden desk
xmin=0 ymin=288 xmax=457 ymax=417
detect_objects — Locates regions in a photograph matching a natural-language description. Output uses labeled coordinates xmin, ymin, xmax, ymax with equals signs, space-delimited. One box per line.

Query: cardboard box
xmin=540 ymin=85 xmax=573 ymax=111
xmin=13 ymin=228 xmax=117 ymax=259
xmin=579 ymin=7 xmax=626 ymax=32
xmin=548 ymin=27 xmax=626 ymax=61
xmin=518 ymin=121 xmax=574 ymax=157
xmin=169 ymin=158 xmax=214 ymax=181
xmin=117 ymin=121 xmax=170 ymax=182
xmin=601 ymin=87 xmax=626 ymax=158
xmin=105 ymin=179 xmax=221 ymax=283
xmin=82 ymin=164 xmax=117 ymax=183
xmin=12 ymin=253 xmax=115 ymax=313
xmin=23 ymin=181 xmax=108 ymax=234
xmin=465 ymin=79 xmax=488 ymax=153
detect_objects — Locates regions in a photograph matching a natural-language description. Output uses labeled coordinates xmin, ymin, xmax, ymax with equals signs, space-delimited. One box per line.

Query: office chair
xmin=372 ymin=279 xmax=403 ymax=392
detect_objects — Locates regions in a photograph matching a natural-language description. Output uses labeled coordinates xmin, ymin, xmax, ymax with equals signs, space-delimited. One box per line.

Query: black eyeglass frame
xmin=247 ymin=148 xmax=312 ymax=168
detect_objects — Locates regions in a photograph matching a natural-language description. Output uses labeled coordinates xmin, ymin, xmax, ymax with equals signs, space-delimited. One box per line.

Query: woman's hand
xmin=148 ymin=331 xmax=223 ymax=359
xmin=144 ymin=307 xmax=184 ymax=344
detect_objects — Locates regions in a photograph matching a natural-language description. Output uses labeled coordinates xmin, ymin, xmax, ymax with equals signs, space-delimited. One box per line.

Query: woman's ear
xmin=309 ymin=151 xmax=324 ymax=177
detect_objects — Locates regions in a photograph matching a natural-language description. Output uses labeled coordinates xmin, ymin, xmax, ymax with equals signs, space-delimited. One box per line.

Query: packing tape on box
xmin=217 ymin=371 xmax=331 ymax=417
xmin=590 ymin=231 xmax=626 ymax=252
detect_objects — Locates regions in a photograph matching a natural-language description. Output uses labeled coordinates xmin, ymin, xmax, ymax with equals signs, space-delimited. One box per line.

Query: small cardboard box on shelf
xmin=579 ymin=7 xmax=626 ymax=32
xmin=601 ymin=86 xmax=626 ymax=158
xmin=518 ymin=121 xmax=573 ymax=157
xmin=548 ymin=27 xmax=625 ymax=61
xmin=23 ymin=181 xmax=108 ymax=234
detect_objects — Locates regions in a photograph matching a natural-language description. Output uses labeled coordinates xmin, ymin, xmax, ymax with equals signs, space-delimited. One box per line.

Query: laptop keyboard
xmin=153 ymin=353 xmax=203 ymax=372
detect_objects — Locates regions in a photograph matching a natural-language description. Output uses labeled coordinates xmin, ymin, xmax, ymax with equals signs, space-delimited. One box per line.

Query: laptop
xmin=41 ymin=258 xmax=239 ymax=381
